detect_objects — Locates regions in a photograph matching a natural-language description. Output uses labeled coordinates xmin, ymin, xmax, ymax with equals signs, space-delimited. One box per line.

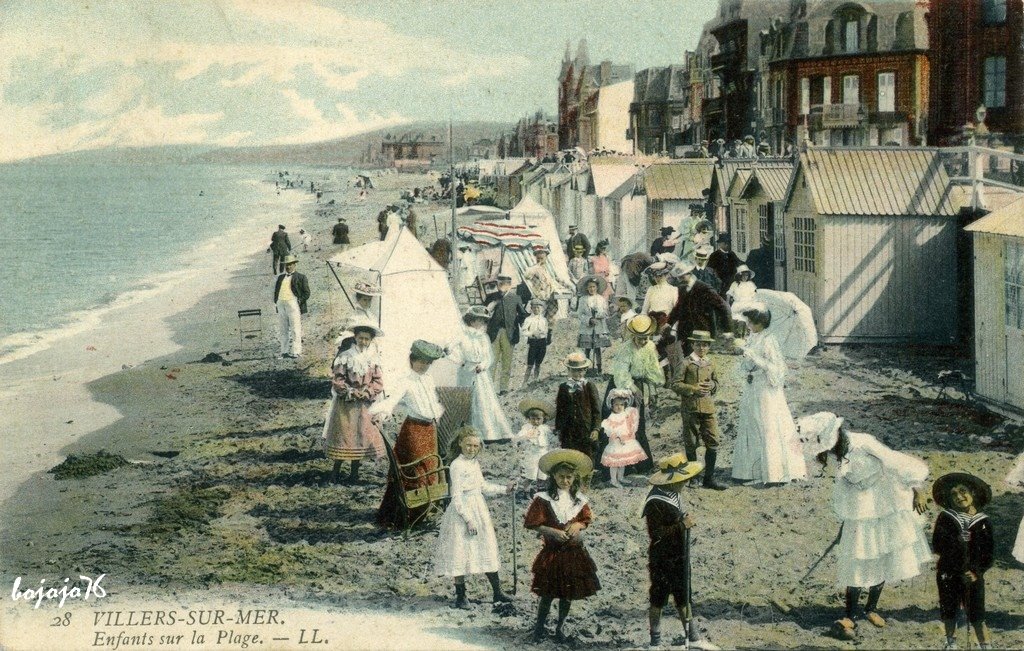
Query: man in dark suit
xmin=667 ymin=262 xmax=732 ymax=356
xmin=269 ymin=224 xmax=292 ymax=274
xmin=564 ymin=224 xmax=591 ymax=258
xmin=273 ymin=255 xmax=311 ymax=358
xmin=332 ymin=217 xmax=350 ymax=246
xmin=745 ymin=235 xmax=775 ymax=290
xmin=707 ymin=234 xmax=742 ymax=298
xmin=485 ymin=274 xmax=527 ymax=394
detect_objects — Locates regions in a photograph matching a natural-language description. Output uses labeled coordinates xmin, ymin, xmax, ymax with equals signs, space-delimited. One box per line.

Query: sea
xmin=0 ymin=162 xmax=340 ymax=365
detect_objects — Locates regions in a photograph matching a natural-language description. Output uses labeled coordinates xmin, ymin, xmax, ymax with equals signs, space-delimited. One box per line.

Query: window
xmin=984 ymin=57 xmax=1007 ymax=107
xmin=877 ymin=72 xmax=895 ymax=112
xmin=734 ymin=206 xmax=748 ymax=252
xmin=800 ymin=77 xmax=810 ymax=115
xmin=983 ymin=0 xmax=1007 ymax=25
xmin=822 ymin=76 xmax=832 ymax=105
xmin=843 ymin=75 xmax=859 ymax=106
xmin=611 ymin=201 xmax=622 ymax=240
xmin=1007 ymin=241 xmax=1024 ymax=329
xmin=794 ymin=217 xmax=816 ymax=273
xmin=773 ymin=214 xmax=786 ymax=264
xmin=758 ymin=204 xmax=771 ymax=244
xmin=844 ymin=19 xmax=859 ymax=52
xmin=649 ymin=200 xmax=663 ymax=238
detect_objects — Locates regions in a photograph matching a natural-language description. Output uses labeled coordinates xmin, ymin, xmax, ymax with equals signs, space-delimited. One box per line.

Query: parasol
xmin=752 ymin=289 xmax=817 ymax=360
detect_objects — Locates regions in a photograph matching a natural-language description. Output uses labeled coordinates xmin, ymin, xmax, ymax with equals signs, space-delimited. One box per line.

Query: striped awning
xmin=456 ymin=220 xmax=545 ymax=250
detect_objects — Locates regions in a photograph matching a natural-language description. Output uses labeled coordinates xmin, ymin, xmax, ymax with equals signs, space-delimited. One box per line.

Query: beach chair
xmin=381 ymin=432 xmax=449 ymax=531
xmin=465 ymin=276 xmax=486 ymax=305
xmin=237 ymin=308 xmax=262 ymax=347
xmin=436 ymin=386 xmax=473 ymax=465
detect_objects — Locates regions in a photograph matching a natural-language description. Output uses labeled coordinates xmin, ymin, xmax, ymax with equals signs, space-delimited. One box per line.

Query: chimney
xmin=600 ymin=60 xmax=611 ymax=84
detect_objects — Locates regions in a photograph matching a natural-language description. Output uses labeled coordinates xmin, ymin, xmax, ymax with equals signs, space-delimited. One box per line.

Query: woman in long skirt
xmin=321 ymin=323 xmax=384 ymax=484
xmin=798 ymin=411 xmax=931 ymax=640
xmin=446 ymin=306 xmax=513 ymax=442
xmin=589 ymin=239 xmax=615 ymax=300
xmin=575 ymin=276 xmax=611 ymax=374
xmin=731 ymin=308 xmax=807 ymax=485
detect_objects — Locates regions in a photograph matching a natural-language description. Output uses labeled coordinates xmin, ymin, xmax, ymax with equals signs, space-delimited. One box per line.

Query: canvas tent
xmin=327 ymin=227 xmax=462 ymax=387
xmin=455 ymin=196 xmax=574 ymax=293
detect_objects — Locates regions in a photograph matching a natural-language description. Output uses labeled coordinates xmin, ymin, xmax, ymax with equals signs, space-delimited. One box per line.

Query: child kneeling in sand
xmin=932 ymin=472 xmax=995 ymax=650
xmin=433 ymin=427 xmax=514 ymax=609
xmin=525 ymin=449 xmax=600 ymax=643
xmin=513 ymin=399 xmax=555 ymax=495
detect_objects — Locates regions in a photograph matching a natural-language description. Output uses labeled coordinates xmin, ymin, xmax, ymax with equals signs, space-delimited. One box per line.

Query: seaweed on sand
xmin=49 ymin=450 xmax=129 ymax=479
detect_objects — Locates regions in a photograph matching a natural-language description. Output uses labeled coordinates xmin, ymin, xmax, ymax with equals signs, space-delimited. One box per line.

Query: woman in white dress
xmin=797 ymin=411 xmax=931 ymax=641
xmin=731 ymin=308 xmax=807 ymax=484
xmin=1007 ymin=453 xmax=1024 ymax=563
xmin=446 ymin=306 xmax=514 ymax=442
xmin=433 ymin=428 xmax=513 ymax=608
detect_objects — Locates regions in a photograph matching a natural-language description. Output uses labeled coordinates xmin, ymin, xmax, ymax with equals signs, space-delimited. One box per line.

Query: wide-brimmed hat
xmin=538 ymin=448 xmax=593 ymax=478
xmin=462 ymin=305 xmax=491 ymax=325
xmin=694 ymin=244 xmax=714 ymax=258
xmin=346 ymin=318 xmax=383 ymax=337
xmin=797 ymin=412 xmax=844 ymax=457
xmin=655 ymin=252 xmax=680 ymax=265
xmin=519 ymin=398 xmax=555 ymax=419
xmin=353 ymin=281 xmax=382 ymax=297
xmin=563 ymin=351 xmax=593 ymax=369
xmin=577 ymin=274 xmax=608 ymax=295
xmin=688 ymin=330 xmax=714 ymax=343
xmin=649 ymin=452 xmax=704 ymax=486
xmin=735 ymin=264 xmax=755 ymax=279
xmin=283 ymin=254 xmax=299 ymax=265
xmin=606 ymin=387 xmax=634 ymax=408
xmin=410 ymin=339 xmax=445 ymax=362
xmin=671 ymin=261 xmax=696 ymax=278
xmin=646 ymin=261 xmax=671 ymax=277
xmin=625 ymin=314 xmax=658 ymax=337
xmin=933 ymin=473 xmax=992 ymax=510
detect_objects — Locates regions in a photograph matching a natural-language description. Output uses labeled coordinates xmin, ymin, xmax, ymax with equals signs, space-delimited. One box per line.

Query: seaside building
xmin=557 ymin=40 xmax=634 ymax=151
xmin=508 ymin=111 xmax=560 ymax=160
xmin=381 ymin=132 xmax=446 ymax=170
xmin=630 ymin=64 xmax=691 ymax=156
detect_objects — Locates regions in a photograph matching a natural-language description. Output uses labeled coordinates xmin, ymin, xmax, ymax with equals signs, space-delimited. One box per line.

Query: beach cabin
xmin=781 ymin=147 xmax=960 ymax=344
xmin=964 ymin=198 xmax=1024 ymax=413
xmin=494 ymin=160 xmax=533 ymax=209
xmin=726 ymin=163 xmax=795 ymax=284
xmin=589 ymin=162 xmax=643 ymax=248
xmin=604 ymin=172 xmax=648 ymax=258
xmin=642 ymin=160 xmax=714 ymax=247
xmin=540 ymin=165 xmax=573 ymax=227
xmin=710 ymin=158 xmax=792 ymax=236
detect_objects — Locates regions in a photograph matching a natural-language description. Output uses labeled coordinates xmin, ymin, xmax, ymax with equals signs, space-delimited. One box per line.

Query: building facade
xmin=381 ymin=133 xmax=446 ymax=168
xmin=509 ymin=111 xmax=560 ymax=160
xmin=630 ymin=65 xmax=690 ymax=155
xmin=557 ymin=40 xmax=634 ymax=151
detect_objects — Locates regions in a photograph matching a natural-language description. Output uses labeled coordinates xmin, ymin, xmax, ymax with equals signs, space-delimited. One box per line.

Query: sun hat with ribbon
xmin=625 ymin=314 xmax=658 ymax=337
xmin=563 ymin=351 xmax=593 ymax=369
xmin=649 ymin=452 xmax=704 ymax=486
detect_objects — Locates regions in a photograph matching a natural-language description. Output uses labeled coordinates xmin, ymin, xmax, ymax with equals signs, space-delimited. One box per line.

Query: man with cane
xmin=642 ymin=452 xmax=720 ymax=650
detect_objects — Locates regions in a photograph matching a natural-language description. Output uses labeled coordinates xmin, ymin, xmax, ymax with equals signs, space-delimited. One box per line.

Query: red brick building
xmin=762 ymin=0 xmax=930 ymax=148
xmin=928 ymin=0 xmax=1024 ymax=145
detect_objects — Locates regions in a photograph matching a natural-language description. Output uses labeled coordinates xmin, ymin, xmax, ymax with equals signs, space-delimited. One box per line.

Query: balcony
xmin=868 ymin=110 xmax=908 ymax=125
xmin=704 ymin=97 xmax=724 ymax=115
xmin=808 ymin=103 xmax=866 ymax=128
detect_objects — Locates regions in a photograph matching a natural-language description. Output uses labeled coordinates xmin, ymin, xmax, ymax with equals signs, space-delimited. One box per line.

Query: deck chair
xmin=237 ymin=308 xmax=262 ymax=346
xmin=464 ymin=276 xmax=486 ymax=305
xmin=436 ymin=386 xmax=473 ymax=465
xmin=381 ymin=431 xmax=449 ymax=531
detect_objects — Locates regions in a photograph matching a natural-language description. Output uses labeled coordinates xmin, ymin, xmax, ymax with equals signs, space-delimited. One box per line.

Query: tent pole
xmin=326 ymin=261 xmax=356 ymax=309
xmin=450 ymin=119 xmax=458 ymax=281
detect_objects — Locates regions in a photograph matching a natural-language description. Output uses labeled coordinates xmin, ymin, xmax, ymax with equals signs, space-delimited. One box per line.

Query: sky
xmin=0 ymin=0 xmax=716 ymax=162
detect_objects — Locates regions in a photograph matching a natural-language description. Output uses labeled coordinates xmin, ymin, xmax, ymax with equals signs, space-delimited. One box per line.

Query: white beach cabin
xmin=780 ymin=147 xmax=960 ymax=344
xmin=964 ymin=197 xmax=1024 ymax=412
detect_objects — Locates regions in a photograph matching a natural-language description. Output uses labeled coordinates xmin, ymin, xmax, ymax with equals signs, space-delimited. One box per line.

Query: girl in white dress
xmin=731 ymin=308 xmax=807 ymax=484
xmin=798 ymin=411 xmax=931 ymax=641
xmin=726 ymin=265 xmax=758 ymax=337
xmin=446 ymin=306 xmax=514 ymax=442
xmin=514 ymin=399 xmax=555 ymax=493
xmin=575 ymin=276 xmax=611 ymax=374
xmin=1007 ymin=453 xmax=1024 ymax=563
xmin=600 ymin=388 xmax=648 ymax=487
xmin=433 ymin=428 xmax=513 ymax=608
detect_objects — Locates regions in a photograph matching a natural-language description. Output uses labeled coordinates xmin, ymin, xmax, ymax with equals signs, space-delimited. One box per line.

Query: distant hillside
xmin=15 ymin=121 xmax=510 ymax=167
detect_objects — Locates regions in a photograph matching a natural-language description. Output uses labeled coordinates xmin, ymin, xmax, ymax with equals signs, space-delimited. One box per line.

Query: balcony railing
xmin=808 ymin=103 xmax=867 ymax=128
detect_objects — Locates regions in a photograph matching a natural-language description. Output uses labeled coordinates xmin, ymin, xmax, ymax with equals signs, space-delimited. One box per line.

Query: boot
xmin=348 ymin=460 xmax=361 ymax=484
xmin=453 ymin=583 xmax=469 ymax=609
xmin=702 ymin=450 xmax=728 ymax=490
xmin=485 ymin=572 xmax=511 ymax=603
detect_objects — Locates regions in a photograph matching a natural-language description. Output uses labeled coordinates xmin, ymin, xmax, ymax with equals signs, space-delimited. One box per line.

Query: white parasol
xmin=751 ymin=289 xmax=817 ymax=360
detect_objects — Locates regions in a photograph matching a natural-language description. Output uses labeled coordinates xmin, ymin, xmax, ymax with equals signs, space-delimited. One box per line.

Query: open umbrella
xmin=752 ymin=289 xmax=817 ymax=360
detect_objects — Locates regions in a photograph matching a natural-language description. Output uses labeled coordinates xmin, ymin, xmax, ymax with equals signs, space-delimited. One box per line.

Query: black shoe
xmin=703 ymin=478 xmax=728 ymax=491
xmin=531 ymin=627 xmax=546 ymax=643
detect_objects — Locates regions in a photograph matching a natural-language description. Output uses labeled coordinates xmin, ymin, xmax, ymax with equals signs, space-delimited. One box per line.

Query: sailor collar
xmin=941 ymin=508 xmax=988 ymax=531
xmin=643 ymin=487 xmax=682 ymax=512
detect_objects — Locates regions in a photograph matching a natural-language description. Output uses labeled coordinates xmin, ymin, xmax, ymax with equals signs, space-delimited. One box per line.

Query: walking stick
xmin=683 ymin=525 xmax=693 ymax=641
xmin=510 ymin=485 xmax=518 ymax=596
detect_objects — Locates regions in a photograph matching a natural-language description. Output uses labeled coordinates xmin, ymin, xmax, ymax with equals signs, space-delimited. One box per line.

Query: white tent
xmin=327 ymin=227 xmax=462 ymax=388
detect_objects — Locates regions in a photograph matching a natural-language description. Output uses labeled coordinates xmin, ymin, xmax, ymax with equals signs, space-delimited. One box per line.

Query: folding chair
xmin=464 ymin=276 xmax=486 ymax=305
xmin=381 ymin=433 xmax=449 ymax=532
xmin=237 ymin=309 xmax=262 ymax=346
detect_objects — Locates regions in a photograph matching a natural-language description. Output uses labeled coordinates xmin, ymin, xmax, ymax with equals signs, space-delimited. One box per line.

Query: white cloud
xmin=272 ymin=89 xmax=409 ymax=144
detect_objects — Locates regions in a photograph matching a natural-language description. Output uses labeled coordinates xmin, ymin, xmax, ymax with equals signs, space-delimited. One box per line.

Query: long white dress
xmin=447 ymin=326 xmax=513 ymax=442
xmin=832 ymin=432 xmax=931 ymax=587
xmin=731 ymin=329 xmax=808 ymax=483
xmin=1006 ymin=453 xmax=1024 ymax=563
xmin=433 ymin=456 xmax=504 ymax=576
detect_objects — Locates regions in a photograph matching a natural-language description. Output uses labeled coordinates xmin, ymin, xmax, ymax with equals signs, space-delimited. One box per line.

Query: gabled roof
xmin=737 ymin=164 xmax=795 ymax=202
xmin=644 ymin=160 xmax=714 ymax=201
xmin=633 ymin=65 xmax=689 ymax=104
xmin=727 ymin=169 xmax=752 ymax=199
xmin=964 ymin=197 xmax=1024 ymax=237
xmin=786 ymin=147 xmax=957 ymax=217
xmin=607 ymin=173 xmax=642 ymax=201
xmin=713 ymin=158 xmax=793 ymax=203
xmin=590 ymin=164 xmax=640 ymax=198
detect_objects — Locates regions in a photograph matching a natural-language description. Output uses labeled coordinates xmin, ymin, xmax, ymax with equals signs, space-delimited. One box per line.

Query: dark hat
xmin=933 ymin=473 xmax=992 ymax=510
xmin=410 ymin=340 xmax=445 ymax=362
xmin=717 ymin=233 xmax=731 ymax=243
xmin=660 ymin=226 xmax=676 ymax=236
xmin=278 ymin=224 xmax=286 ymax=229
xmin=616 ymin=295 xmax=634 ymax=306
xmin=496 ymin=274 xmax=513 ymax=283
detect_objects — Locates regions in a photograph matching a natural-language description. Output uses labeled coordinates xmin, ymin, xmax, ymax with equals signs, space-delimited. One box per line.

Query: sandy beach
xmin=2 ymin=171 xmax=1023 ymax=651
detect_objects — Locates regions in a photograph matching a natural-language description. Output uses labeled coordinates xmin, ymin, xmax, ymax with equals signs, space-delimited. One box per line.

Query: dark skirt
xmin=531 ymin=540 xmax=601 ymax=600
xmin=377 ymin=418 xmax=439 ymax=529
xmin=601 ymin=379 xmax=655 ymax=475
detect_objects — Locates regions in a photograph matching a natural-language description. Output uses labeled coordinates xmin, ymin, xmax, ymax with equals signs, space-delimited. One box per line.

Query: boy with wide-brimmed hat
xmin=554 ymin=352 xmax=602 ymax=469
xmin=522 ymin=298 xmax=550 ymax=385
xmin=643 ymin=452 xmax=719 ymax=650
xmin=932 ymin=472 xmax=995 ymax=650
xmin=671 ymin=330 xmax=726 ymax=490
xmin=514 ymin=398 xmax=556 ymax=494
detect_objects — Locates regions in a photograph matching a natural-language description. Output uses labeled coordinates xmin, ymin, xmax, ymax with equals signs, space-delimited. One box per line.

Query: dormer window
xmin=844 ymin=18 xmax=859 ymax=52
xmin=982 ymin=0 xmax=1007 ymax=25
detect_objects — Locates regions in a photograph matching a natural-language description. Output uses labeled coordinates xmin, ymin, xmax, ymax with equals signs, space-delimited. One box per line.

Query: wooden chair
xmin=464 ymin=276 xmax=486 ymax=305
xmin=381 ymin=432 xmax=449 ymax=531
xmin=237 ymin=308 xmax=262 ymax=346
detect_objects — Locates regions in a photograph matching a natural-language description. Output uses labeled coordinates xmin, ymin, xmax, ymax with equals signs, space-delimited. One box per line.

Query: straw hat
xmin=538 ymin=448 xmax=593 ymax=478
xmin=625 ymin=314 xmax=657 ymax=337
xmin=462 ymin=305 xmax=491 ymax=325
xmin=655 ymin=252 xmax=680 ymax=265
xmin=410 ymin=339 xmax=445 ymax=362
xmin=797 ymin=412 xmax=844 ymax=457
xmin=649 ymin=452 xmax=704 ymax=486
xmin=519 ymin=398 xmax=555 ymax=419
xmin=563 ymin=351 xmax=593 ymax=369
xmin=354 ymin=281 xmax=382 ymax=297
xmin=528 ymin=298 xmax=546 ymax=309
xmin=346 ymin=318 xmax=383 ymax=337
xmin=933 ymin=473 xmax=992 ymax=510
xmin=687 ymin=330 xmax=714 ymax=343
xmin=577 ymin=274 xmax=608 ymax=295
xmin=671 ymin=261 xmax=696 ymax=278
xmin=283 ymin=254 xmax=299 ymax=265
xmin=735 ymin=264 xmax=755 ymax=279
xmin=646 ymin=261 xmax=671 ymax=276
